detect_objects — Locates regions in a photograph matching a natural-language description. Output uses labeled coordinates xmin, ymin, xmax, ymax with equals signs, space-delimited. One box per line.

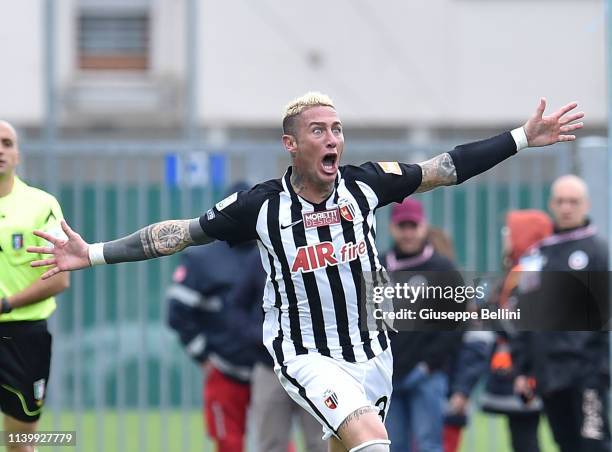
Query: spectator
xmin=513 ymin=175 xmax=610 ymax=452
xmin=479 ymin=210 xmax=553 ymax=452
xmin=382 ymin=199 xmax=463 ymax=452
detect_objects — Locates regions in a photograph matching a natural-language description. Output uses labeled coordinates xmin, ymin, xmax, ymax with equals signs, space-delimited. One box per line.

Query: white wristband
xmin=88 ymin=243 xmax=107 ymax=266
xmin=511 ymin=127 xmax=529 ymax=152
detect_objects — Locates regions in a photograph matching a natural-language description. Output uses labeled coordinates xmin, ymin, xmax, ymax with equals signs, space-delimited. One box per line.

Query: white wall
xmin=0 ymin=0 xmax=44 ymax=124
xmin=0 ymin=0 xmax=605 ymax=129
xmin=198 ymin=0 xmax=606 ymax=128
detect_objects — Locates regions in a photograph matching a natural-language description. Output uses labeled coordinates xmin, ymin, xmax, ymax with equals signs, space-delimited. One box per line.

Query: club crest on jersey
xmin=338 ymin=199 xmax=356 ymax=222
xmin=323 ymin=389 xmax=339 ymax=409
xmin=11 ymin=233 xmax=23 ymax=250
xmin=303 ymin=209 xmax=340 ymax=229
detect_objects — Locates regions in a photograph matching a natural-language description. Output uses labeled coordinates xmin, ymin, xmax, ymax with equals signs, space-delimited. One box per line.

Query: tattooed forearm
xmin=416 ymin=152 xmax=457 ymax=193
xmin=139 ymin=220 xmax=193 ymax=258
xmin=338 ymin=406 xmax=379 ymax=434
xmin=103 ymin=218 xmax=212 ymax=264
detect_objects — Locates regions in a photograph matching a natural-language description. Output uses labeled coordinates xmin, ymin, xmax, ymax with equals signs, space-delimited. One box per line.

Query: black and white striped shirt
xmin=200 ymin=161 xmax=422 ymax=364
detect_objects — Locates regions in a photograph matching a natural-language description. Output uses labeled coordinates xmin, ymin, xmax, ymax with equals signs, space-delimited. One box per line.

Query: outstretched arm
xmin=416 ymin=98 xmax=584 ymax=193
xmin=27 ymin=218 xmax=214 ymax=279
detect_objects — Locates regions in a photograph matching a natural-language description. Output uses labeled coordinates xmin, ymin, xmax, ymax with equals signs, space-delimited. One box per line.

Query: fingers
xmin=30 ymin=257 xmax=57 ymax=268
xmin=61 ymin=220 xmax=77 ymax=239
xmin=33 ymin=229 xmax=57 ymax=244
xmin=41 ymin=267 xmax=61 ymax=280
xmin=27 ymin=245 xmax=55 ymax=255
xmin=534 ymin=97 xmax=546 ymax=119
xmin=560 ymin=111 xmax=585 ymax=125
xmin=560 ymin=122 xmax=583 ymax=133
xmin=558 ymin=134 xmax=577 ymax=142
xmin=553 ymin=101 xmax=578 ymax=119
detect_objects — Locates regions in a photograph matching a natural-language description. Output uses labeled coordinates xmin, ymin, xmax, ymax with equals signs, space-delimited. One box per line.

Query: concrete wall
xmin=198 ymin=0 xmax=606 ymax=128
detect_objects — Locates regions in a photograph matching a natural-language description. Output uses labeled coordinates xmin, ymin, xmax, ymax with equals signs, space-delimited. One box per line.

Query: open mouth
xmin=321 ymin=153 xmax=338 ymax=175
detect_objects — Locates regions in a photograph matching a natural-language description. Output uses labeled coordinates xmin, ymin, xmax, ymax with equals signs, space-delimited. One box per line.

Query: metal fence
xmin=17 ymin=137 xmax=606 ymax=452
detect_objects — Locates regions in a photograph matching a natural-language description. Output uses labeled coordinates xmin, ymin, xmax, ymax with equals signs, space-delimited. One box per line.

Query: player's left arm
xmin=416 ymin=98 xmax=584 ymax=193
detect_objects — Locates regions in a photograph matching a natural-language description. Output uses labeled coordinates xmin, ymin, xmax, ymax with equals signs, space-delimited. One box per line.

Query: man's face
xmin=0 ymin=122 xmax=19 ymax=177
xmin=284 ymin=106 xmax=344 ymax=187
xmin=549 ymin=182 xmax=589 ymax=230
xmin=390 ymin=221 xmax=428 ymax=254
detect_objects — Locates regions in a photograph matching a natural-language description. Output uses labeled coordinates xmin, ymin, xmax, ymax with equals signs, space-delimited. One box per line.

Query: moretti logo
xmin=291 ymin=240 xmax=367 ymax=273
xmin=303 ymin=209 xmax=340 ymax=229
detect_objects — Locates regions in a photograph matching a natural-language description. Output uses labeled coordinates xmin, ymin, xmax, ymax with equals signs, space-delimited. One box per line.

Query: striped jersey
xmin=200 ymin=161 xmax=422 ymax=365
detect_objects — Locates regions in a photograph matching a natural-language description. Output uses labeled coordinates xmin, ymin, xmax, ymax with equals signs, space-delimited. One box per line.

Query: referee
xmin=29 ymin=93 xmax=583 ymax=452
xmin=0 ymin=121 xmax=69 ymax=452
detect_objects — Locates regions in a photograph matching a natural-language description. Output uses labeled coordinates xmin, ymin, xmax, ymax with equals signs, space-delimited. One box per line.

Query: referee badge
xmin=11 ymin=233 xmax=24 ymax=250
xmin=323 ymin=389 xmax=339 ymax=409
xmin=338 ymin=199 xmax=356 ymax=222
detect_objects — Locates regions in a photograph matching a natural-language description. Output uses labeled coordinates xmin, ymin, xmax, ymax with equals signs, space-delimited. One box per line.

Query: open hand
xmin=27 ymin=220 xmax=91 ymax=279
xmin=523 ymin=98 xmax=584 ymax=147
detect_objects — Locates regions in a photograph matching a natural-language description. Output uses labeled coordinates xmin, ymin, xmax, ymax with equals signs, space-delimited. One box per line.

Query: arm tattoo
xmin=416 ymin=152 xmax=457 ymax=193
xmin=104 ymin=218 xmax=213 ymax=264
xmin=337 ymin=406 xmax=379 ymax=434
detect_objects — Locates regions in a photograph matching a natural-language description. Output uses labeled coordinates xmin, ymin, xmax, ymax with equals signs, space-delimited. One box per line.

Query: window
xmin=78 ymin=6 xmax=150 ymax=70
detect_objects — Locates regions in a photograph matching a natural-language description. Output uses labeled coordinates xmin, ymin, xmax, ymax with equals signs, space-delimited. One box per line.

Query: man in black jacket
xmin=513 ymin=174 xmax=610 ymax=452
xmin=382 ymin=199 xmax=463 ymax=452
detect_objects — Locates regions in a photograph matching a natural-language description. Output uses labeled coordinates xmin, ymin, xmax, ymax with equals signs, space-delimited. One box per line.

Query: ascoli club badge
xmin=338 ymin=199 xmax=356 ymax=222
xmin=323 ymin=389 xmax=339 ymax=410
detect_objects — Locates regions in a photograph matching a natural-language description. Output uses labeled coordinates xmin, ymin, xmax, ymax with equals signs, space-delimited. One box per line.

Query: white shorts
xmin=274 ymin=347 xmax=393 ymax=440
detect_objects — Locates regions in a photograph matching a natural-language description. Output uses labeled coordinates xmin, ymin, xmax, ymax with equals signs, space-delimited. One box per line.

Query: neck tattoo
xmin=291 ymin=168 xmax=334 ymax=203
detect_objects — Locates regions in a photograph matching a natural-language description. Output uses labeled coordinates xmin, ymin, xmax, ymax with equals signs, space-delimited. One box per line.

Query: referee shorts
xmin=0 ymin=320 xmax=52 ymax=423
xmin=275 ymin=347 xmax=393 ymax=441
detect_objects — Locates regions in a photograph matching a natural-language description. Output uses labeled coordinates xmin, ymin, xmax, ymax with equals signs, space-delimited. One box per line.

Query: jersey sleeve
xmin=349 ymin=161 xmax=423 ymax=207
xmin=198 ymin=188 xmax=263 ymax=246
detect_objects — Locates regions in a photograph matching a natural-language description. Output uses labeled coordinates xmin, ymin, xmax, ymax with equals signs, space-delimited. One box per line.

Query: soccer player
xmin=0 ymin=120 xmax=70 ymax=452
xmin=27 ymin=93 xmax=583 ymax=452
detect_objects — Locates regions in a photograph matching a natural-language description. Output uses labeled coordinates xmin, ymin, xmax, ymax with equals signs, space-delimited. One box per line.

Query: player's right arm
xmin=27 ymin=186 xmax=263 ymax=280
xmin=27 ymin=218 xmax=213 ymax=279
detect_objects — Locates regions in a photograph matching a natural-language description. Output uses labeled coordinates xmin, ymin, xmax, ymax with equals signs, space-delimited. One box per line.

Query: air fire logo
xmin=291 ymin=240 xmax=367 ymax=273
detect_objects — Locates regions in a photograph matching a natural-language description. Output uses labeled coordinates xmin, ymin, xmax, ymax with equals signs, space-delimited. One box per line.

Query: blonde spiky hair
xmin=282 ymin=92 xmax=335 ymax=136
